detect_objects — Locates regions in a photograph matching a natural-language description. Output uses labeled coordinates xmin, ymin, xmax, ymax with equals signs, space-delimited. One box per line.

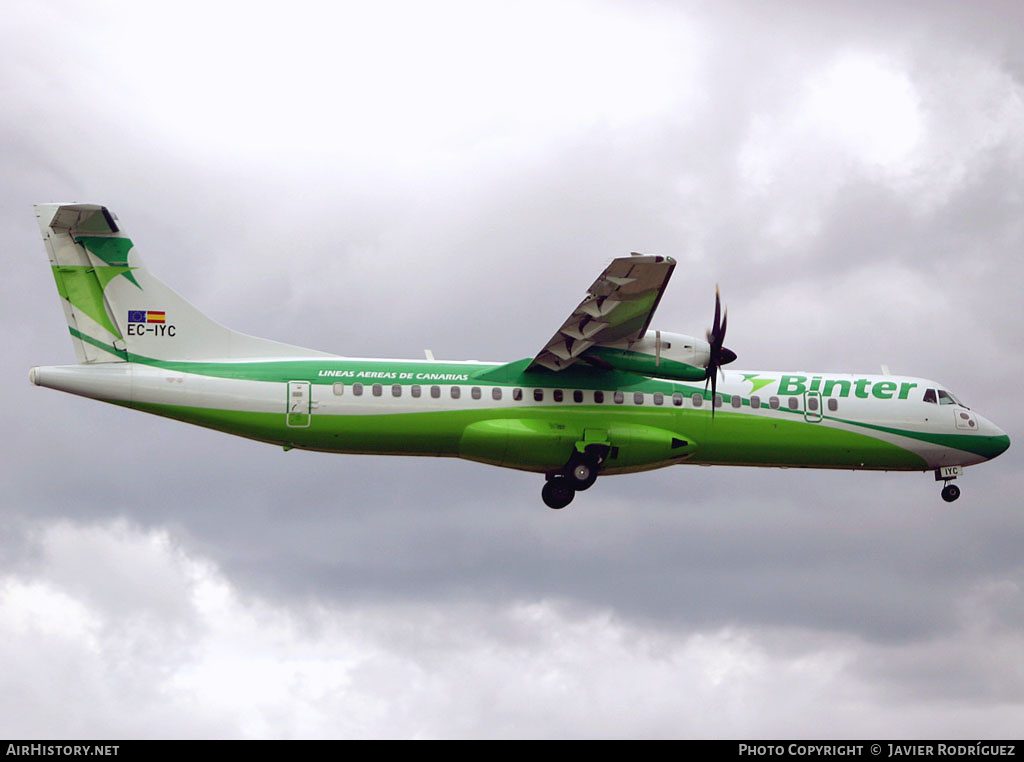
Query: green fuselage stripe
xmin=124 ymin=399 xmax=929 ymax=472
xmin=831 ymin=417 xmax=1009 ymax=459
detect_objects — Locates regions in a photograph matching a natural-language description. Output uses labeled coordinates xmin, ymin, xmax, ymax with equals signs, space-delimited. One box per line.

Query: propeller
xmin=705 ymin=286 xmax=737 ymax=417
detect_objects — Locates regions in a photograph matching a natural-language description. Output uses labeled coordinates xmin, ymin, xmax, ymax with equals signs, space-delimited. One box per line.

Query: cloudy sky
xmin=3 ymin=0 xmax=1023 ymax=739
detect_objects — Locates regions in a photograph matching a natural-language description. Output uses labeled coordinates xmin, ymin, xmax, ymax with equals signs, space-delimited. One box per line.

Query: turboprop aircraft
xmin=30 ymin=203 xmax=1010 ymax=509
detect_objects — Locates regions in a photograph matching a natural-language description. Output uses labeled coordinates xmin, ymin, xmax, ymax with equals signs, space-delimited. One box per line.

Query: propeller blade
xmin=705 ymin=287 xmax=735 ymax=419
xmin=710 ymin=364 xmax=718 ymax=418
xmin=713 ymin=286 xmax=721 ymax=337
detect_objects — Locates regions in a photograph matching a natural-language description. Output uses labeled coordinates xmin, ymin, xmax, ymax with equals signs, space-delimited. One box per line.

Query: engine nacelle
xmin=585 ymin=330 xmax=710 ymax=381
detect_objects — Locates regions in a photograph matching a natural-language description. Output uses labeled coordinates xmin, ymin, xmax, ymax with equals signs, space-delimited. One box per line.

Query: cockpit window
xmin=928 ymin=388 xmax=968 ymax=408
xmin=946 ymin=390 xmax=967 ymax=408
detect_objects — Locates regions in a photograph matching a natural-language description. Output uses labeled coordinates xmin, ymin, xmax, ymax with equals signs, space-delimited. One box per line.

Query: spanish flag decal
xmin=128 ymin=310 xmax=166 ymax=324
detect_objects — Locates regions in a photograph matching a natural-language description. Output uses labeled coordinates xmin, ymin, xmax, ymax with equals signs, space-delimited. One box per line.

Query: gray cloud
xmin=2 ymin=520 xmax=1022 ymax=739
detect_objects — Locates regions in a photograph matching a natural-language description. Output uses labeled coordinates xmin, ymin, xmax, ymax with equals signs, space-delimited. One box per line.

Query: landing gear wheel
xmin=566 ymin=449 xmax=603 ymax=491
xmin=542 ymin=477 xmax=575 ymax=510
xmin=941 ymin=483 xmax=961 ymax=503
xmin=569 ymin=460 xmax=598 ymax=491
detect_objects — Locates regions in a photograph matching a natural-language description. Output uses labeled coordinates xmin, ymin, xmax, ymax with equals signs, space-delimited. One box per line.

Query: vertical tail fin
xmin=36 ymin=203 xmax=333 ymax=363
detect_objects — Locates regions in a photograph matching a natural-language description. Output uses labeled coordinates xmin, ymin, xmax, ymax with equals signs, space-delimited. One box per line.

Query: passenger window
xmin=672 ymin=392 xmax=683 ymax=406
xmin=553 ymin=390 xmax=563 ymax=403
xmin=923 ymin=388 xmax=937 ymax=404
xmin=471 ymin=387 xmax=481 ymax=400
xmin=573 ymin=390 xmax=583 ymax=403
xmin=634 ymin=392 xmax=644 ymax=405
xmin=653 ymin=392 xmax=664 ymax=406
xmin=827 ymin=398 xmax=838 ymax=412
xmin=769 ymin=396 xmax=780 ymax=409
xmin=372 ymin=383 xmax=383 ymax=397
xmin=534 ymin=389 xmax=544 ymax=402
xmin=787 ymin=397 xmax=798 ymax=410
xmin=411 ymin=385 xmax=421 ymax=398
xmin=352 ymin=383 xmax=363 ymax=396
xmin=333 ymin=382 xmax=344 ymax=396
xmin=692 ymin=394 xmax=703 ymax=407
xmin=807 ymin=397 xmax=818 ymax=411
xmin=451 ymin=386 xmax=461 ymax=399
xmin=715 ymin=394 xmax=723 ymax=408
xmin=614 ymin=391 xmax=624 ymax=404
xmin=430 ymin=385 xmax=440 ymax=399
xmin=594 ymin=390 xmax=605 ymax=404
xmin=731 ymin=395 xmax=741 ymax=408
xmin=750 ymin=395 xmax=760 ymax=409
xmin=492 ymin=388 xmax=502 ymax=401
xmin=392 ymin=384 xmax=402 ymax=397
xmin=513 ymin=388 xmax=523 ymax=401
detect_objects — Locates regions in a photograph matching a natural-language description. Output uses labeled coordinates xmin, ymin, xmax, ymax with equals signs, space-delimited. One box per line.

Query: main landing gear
xmin=541 ymin=448 xmax=606 ymax=509
xmin=541 ymin=476 xmax=575 ymax=510
xmin=935 ymin=466 xmax=963 ymax=503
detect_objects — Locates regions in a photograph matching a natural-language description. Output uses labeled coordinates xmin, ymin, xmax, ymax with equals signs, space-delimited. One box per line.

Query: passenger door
xmin=286 ymin=380 xmax=311 ymax=428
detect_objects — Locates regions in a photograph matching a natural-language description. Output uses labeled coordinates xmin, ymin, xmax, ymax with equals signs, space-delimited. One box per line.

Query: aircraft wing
xmin=528 ymin=254 xmax=676 ymax=372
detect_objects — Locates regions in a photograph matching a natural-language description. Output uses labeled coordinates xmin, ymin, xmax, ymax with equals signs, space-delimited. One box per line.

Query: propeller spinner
xmin=705 ymin=286 xmax=737 ymax=417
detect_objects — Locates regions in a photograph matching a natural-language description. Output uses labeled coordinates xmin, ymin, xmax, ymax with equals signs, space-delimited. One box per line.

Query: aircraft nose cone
xmin=989 ymin=431 xmax=1011 ymax=459
xmin=979 ymin=417 xmax=1010 ymax=460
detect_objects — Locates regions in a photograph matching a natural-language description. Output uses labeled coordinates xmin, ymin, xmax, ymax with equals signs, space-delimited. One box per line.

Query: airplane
xmin=29 ymin=203 xmax=1010 ymax=509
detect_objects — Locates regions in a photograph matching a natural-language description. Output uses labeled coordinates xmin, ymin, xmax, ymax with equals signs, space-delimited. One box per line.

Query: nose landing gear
xmin=941 ymin=483 xmax=961 ymax=502
xmin=935 ymin=466 xmax=963 ymax=502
